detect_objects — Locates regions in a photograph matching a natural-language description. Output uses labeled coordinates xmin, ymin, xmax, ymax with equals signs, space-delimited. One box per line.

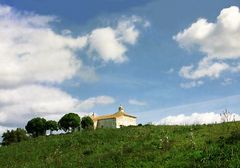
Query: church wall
xmin=96 ymin=118 xmax=116 ymax=129
xmin=116 ymin=116 xmax=136 ymax=128
xmin=93 ymin=121 xmax=98 ymax=129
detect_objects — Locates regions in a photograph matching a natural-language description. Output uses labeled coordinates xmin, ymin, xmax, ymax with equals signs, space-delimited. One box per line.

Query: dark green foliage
xmin=2 ymin=128 xmax=28 ymax=146
xmin=0 ymin=122 xmax=240 ymax=167
xmin=25 ymin=117 xmax=47 ymax=137
xmin=46 ymin=120 xmax=58 ymax=135
xmin=81 ymin=116 xmax=94 ymax=130
xmin=58 ymin=113 xmax=80 ymax=132
xmin=226 ymin=130 xmax=240 ymax=144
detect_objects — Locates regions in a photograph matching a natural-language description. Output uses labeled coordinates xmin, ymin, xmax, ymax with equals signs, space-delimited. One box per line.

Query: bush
xmin=2 ymin=128 xmax=28 ymax=146
xmin=81 ymin=116 xmax=94 ymax=130
xmin=226 ymin=130 xmax=240 ymax=144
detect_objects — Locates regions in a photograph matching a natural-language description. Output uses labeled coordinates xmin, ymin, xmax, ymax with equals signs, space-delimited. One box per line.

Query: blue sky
xmin=0 ymin=0 xmax=240 ymax=132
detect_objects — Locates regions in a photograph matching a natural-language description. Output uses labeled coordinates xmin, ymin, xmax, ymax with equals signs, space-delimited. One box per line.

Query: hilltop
xmin=0 ymin=122 xmax=240 ymax=168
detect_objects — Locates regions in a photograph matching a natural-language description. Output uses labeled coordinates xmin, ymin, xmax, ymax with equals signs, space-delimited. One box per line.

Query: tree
xmin=81 ymin=116 xmax=94 ymax=130
xmin=220 ymin=109 xmax=234 ymax=122
xmin=2 ymin=128 xmax=28 ymax=146
xmin=46 ymin=120 xmax=58 ymax=135
xmin=25 ymin=117 xmax=47 ymax=137
xmin=58 ymin=113 xmax=80 ymax=132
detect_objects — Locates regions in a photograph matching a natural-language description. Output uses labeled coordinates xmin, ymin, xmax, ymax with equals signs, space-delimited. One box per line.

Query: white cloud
xmin=128 ymin=99 xmax=147 ymax=106
xmin=0 ymin=4 xmax=95 ymax=130
xmin=88 ymin=16 xmax=147 ymax=63
xmin=0 ymin=85 xmax=115 ymax=127
xmin=180 ymin=80 xmax=203 ymax=89
xmin=0 ymin=4 xmax=91 ymax=86
xmin=76 ymin=96 xmax=115 ymax=111
xmin=138 ymin=95 xmax=240 ymax=124
xmin=0 ymin=85 xmax=70 ymax=127
xmin=78 ymin=66 xmax=99 ymax=82
xmin=0 ymin=5 xmax=122 ymax=124
xmin=156 ymin=112 xmax=240 ymax=125
xmin=179 ymin=59 xmax=230 ymax=80
xmin=88 ymin=27 xmax=127 ymax=63
xmin=174 ymin=6 xmax=240 ymax=81
xmin=0 ymin=4 xmax=148 ymax=86
xmin=116 ymin=17 xmax=140 ymax=45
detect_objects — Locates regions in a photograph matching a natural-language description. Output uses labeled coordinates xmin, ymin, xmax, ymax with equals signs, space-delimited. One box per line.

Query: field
xmin=1 ymin=122 xmax=240 ymax=168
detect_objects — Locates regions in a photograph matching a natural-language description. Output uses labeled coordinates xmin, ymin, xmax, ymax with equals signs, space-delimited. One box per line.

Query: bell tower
xmin=118 ymin=105 xmax=124 ymax=112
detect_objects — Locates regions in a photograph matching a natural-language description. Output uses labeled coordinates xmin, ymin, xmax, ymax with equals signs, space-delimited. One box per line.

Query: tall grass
xmin=0 ymin=122 xmax=240 ymax=167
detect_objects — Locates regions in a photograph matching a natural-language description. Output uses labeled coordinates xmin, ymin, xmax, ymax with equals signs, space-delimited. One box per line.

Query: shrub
xmin=2 ymin=128 xmax=28 ymax=146
xmin=226 ymin=130 xmax=240 ymax=144
xmin=81 ymin=116 xmax=94 ymax=130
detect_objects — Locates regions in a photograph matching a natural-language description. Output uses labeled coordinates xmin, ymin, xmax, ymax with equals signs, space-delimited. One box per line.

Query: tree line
xmin=1 ymin=113 xmax=94 ymax=146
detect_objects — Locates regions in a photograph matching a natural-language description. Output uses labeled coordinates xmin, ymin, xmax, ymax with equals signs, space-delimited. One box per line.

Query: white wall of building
xmin=116 ymin=116 xmax=137 ymax=128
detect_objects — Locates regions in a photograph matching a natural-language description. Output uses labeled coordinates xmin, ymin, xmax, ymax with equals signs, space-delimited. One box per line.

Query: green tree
xmin=2 ymin=128 xmax=28 ymax=146
xmin=58 ymin=113 xmax=80 ymax=132
xmin=81 ymin=116 xmax=94 ymax=130
xmin=46 ymin=120 xmax=58 ymax=135
xmin=25 ymin=117 xmax=47 ymax=137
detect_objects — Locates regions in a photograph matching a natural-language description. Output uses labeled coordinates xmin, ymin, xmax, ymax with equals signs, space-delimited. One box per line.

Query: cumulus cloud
xmin=174 ymin=6 xmax=240 ymax=81
xmin=88 ymin=16 xmax=147 ymax=63
xmin=76 ymin=96 xmax=115 ymax=111
xmin=157 ymin=112 xmax=240 ymax=125
xmin=88 ymin=27 xmax=127 ymax=63
xmin=179 ymin=59 xmax=230 ymax=80
xmin=0 ymin=4 xmax=90 ymax=86
xmin=0 ymin=85 xmax=115 ymax=127
xmin=116 ymin=16 xmax=141 ymax=45
xmin=0 ymin=4 xmax=147 ymax=87
xmin=128 ymin=99 xmax=147 ymax=106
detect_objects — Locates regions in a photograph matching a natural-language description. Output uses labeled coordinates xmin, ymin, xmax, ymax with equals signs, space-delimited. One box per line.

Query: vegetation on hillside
xmin=1 ymin=128 xmax=29 ymax=146
xmin=0 ymin=122 xmax=240 ymax=167
xmin=46 ymin=120 xmax=59 ymax=135
xmin=58 ymin=113 xmax=81 ymax=133
xmin=25 ymin=117 xmax=47 ymax=137
xmin=2 ymin=112 xmax=92 ymax=146
xmin=81 ymin=116 xmax=94 ymax=130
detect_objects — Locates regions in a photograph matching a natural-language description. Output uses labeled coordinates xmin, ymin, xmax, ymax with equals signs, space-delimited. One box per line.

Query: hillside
xmin=1 ymin=122 xmax=240 ymax=168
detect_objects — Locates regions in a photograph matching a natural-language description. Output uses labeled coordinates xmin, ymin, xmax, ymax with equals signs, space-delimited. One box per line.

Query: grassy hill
xmin=1 ymin=122 xmax=240 ymax=168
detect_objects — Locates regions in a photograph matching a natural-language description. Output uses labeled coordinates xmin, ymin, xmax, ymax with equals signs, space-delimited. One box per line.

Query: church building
xmin=91 ymin=106 xmax=137 ymax=129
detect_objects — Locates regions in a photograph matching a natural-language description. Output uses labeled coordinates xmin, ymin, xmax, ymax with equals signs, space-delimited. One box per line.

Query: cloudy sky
xmin=0 ymin=0 xmax=240 ymax=134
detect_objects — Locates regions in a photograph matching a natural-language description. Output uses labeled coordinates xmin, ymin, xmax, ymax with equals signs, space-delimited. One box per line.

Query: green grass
xmin=1 ymin=122 xmax=240 ymax=168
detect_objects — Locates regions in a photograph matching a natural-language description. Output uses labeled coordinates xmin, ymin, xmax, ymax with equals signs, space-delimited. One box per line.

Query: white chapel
xmin=91 ymin=106 xmax=137 ymax=129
